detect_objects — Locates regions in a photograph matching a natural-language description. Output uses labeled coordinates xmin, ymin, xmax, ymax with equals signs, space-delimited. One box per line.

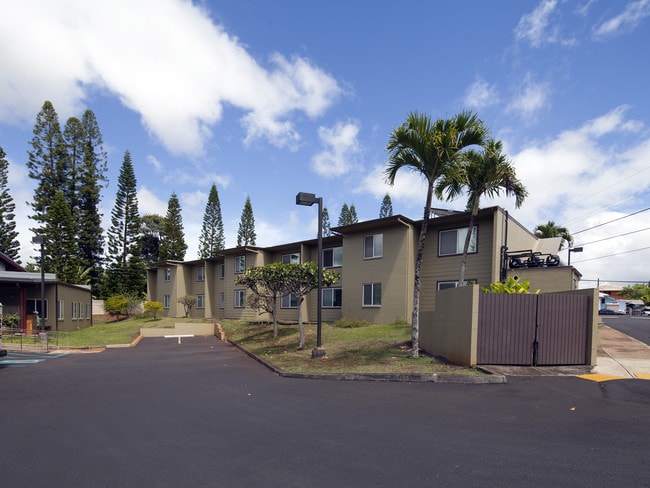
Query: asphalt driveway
xmin=1 ymin=336 xmax=648 ymax=487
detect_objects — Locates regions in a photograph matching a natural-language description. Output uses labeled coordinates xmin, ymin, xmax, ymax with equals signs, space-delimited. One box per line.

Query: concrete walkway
xmin=587 ymin=324 xmax=650 ymax=381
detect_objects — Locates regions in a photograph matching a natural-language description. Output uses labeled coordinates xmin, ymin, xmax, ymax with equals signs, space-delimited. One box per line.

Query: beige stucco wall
xmin=339 ymin=221 xmax=414 ymax=324
xmin=420 ymin=285 xmax=479 ymax=366
xmin=508 ymin=266 xmax=581 ymax=293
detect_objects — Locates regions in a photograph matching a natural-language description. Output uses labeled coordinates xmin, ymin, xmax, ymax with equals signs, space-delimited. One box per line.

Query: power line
xmin=576 ymin=226 xmax=650 ymax=246
xmin=564 ymin=167 xmax=650 ymax=226
xmin=572 ymin=207 xmax=650 ymax=235
xmin=572 ymin=245 xmax=650 ymax=264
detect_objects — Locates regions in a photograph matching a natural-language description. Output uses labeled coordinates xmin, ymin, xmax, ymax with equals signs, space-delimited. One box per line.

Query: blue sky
xmin=1 ymin=0 xmax=649 ymax=287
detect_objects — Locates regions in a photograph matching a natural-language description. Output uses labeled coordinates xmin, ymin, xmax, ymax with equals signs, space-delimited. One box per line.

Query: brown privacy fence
xmin=419 ymin=286 xmax=598 ymax=367
xmin=477 ymin=293 xmax=590 ymax=366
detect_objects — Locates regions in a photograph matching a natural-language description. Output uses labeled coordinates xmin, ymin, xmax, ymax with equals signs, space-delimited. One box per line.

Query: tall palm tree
xmin=384 ymin=111 xmax=487 ymax=358
xmin=534 ymin=221 xmax=573 ymax=249
xmin=436 ymin=139 xmax=528 ymax=286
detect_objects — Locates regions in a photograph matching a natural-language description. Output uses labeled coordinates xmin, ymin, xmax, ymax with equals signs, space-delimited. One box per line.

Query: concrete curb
xmin=228 ymin=340 xmax=507 ymax=384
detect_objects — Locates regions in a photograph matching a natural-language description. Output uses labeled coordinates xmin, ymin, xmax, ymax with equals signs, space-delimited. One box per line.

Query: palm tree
xmin=384 ymin=111 xmax=488 ymax=357
xmin=436 ymin=139 xmax=528 ymax=286
xmin=534 ymin=221 xmax=573 ymax=249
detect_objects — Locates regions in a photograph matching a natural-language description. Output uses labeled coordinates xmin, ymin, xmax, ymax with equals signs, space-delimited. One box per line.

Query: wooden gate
xmin=477 ymin=294 xmax=589 ymax=366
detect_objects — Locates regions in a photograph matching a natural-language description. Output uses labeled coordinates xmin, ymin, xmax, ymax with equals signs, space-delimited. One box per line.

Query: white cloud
xmin=593 ymin=0 xmax=650 ymax=37
xmin=463 ymin=78 xmax=500 ymax=109
xmin=311 ymin=120 xmax=361 ymax=177
xmin=514 ymin=0 xmax=559 ymax=47
xmin=0 ymin=0 xmax=342 ymax=156
xmin=137 ymin=185 xmax=168 ymax=216
xmin=359 ymin=165 xmax=429 ymax=209
xmin=506 ymin=74 xmax=550 ymax=120
xmin=146 ymin=155 xmax=162 ymax=172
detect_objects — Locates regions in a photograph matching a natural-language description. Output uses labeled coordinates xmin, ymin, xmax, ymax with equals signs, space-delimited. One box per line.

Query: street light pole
xmin=296 ymin=192 xmax=326 ymax=359
xmin=32 ymin=237 xmax=45 ymax=331
xmin=568 ymin=246 xmax=583 ymax=266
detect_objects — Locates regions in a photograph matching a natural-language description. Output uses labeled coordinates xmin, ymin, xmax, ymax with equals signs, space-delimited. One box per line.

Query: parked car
xmin=599 ymin=308 xmax=617 ymax=315
xmin=643 ymin=308 xmax=650 ymax=317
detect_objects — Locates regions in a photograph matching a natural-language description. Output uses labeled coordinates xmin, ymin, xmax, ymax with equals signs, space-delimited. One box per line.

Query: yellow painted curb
xmin=633 ymin=372 xmax=650 ymax=380
xmin=578 ymin=373 xmax=627 ymax=382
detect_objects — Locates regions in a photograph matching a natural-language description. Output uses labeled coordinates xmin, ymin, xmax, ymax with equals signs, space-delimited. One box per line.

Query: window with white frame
xmin=322 ymin=288 xmax=342 ymax=308
xmin=27 ymin=299 xmax=48 ymax=319
xmin=197 ymin=266 xmax=205 ymax=281
xmin=439 ymin=226 xmax=477 ymax=256
xmin=282 ymin=252 xmax=300 ymax=264
xmin=57 ymin=300 xmax=64 ymax=320
xmin=86 ymin=303 xmax=91 ymax=319
xmin=220 ymin=263 xmax=225 ymax=279
xmin=219 ymin=293 xmax=225 ymax=309
xmin=235 ymin=256 xmax=246 ymax=274
xmin=323 ymin=246 xmax=343 ymax=267
xmin=234 ymin=289 xmax=245 ymax=308
xmin=164 ymin=268 xmax=171 ymax=282
xmin=437 ymin=279 xmax=477 ymax=290
xmin=364 ymin=234 xmax=383 ymax=259
xmin=197 ymin=294 xmax=205 ymax=309
xmin=281 ymin=292 xmax=299 ymax=308
xmin=71 ymin=302 xmax=78 ymax=320
xmin=163 ymin=295 xmax=171 ymax=309
xmin=362 ymin=283 xmax=381 ymax=307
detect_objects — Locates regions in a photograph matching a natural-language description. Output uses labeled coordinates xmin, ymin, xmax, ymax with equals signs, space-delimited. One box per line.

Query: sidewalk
xmin=588 ymin=324 xmax=650 ymax=381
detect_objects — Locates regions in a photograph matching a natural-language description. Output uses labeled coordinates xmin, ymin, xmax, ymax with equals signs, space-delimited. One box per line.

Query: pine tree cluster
xmin=1 ymin=100 xmax=260 ymax=299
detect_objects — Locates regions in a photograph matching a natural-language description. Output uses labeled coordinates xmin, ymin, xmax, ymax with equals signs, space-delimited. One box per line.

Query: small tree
xmin=177 ymin=295 xmax=197 ymax=317
xmin=144 ymin=301 xmax=164 ymax=320
xmin=235 ymin=263 xmax=288 ymax=337
xmin=285 ymin=262 xmax=340 ymax=348
xmin=105 ymin=295 xmax=130 ymax=320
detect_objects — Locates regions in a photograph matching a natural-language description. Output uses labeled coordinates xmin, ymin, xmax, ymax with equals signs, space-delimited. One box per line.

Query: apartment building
xmin=146 ymin=206 xmax=580 ymax=324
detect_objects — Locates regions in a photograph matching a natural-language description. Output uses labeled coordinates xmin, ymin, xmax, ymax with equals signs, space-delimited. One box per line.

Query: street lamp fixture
xmin=32 ymin=236 xmax=46 ymax=331
xmin=295 ymin=192 xmax=326 ymax=359
xmin=568 ymin=246 xmax=583 ymax=266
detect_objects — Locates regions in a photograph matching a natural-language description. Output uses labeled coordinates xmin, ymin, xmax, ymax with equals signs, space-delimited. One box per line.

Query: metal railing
xmin=0 ymin=327 xmax=63 ymax=352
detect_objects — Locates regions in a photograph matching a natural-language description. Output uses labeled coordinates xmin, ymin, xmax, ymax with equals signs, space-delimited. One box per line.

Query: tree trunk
xmin=411 ymin=183 xmax=434 ymax=358
xmin=298 ymin=297 xmax=304 ymax=349
xmin=272 ymin=295 xmax=278 ymax=338
xmin=458 ymin=203 xmax=479 ymax=286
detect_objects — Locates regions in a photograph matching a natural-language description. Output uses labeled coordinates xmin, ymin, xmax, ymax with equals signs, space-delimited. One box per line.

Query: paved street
xmin=600 ymin=314 xmax=650 ymax=346
xmin=1 ymin=336 xmax=649 ymax=487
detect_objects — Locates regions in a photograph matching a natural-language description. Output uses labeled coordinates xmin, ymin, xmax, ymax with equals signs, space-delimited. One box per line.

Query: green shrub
xmin=2 ymin=313 xmax=19 ymax=328
xmin=334 ymin=317 xmax=370 ymax=328
xmin=105 ymin=295 xmax=130 ymax=319
xmin=143 ymin=301 xmax=164 ymax=320
xmin=482 ymin=276 xmax=539 ymax=294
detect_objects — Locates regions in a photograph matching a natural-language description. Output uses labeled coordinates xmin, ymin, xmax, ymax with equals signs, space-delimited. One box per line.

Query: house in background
xmin=147 ymin=206 xmax=580 ymax=326
xmin=0 ymin=252 xmax=92 ymax=332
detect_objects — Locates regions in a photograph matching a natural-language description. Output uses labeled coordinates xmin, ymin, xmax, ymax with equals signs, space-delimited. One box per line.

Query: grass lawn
xmin=8 ymin=316 xmax=482 ymax=376
xmin=221 ymin=319 xmax=483 ymax=375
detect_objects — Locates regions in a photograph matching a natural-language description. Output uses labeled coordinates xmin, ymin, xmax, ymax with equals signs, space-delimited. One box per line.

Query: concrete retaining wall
xmin=140 ymin=322 xmax=216 ymax=338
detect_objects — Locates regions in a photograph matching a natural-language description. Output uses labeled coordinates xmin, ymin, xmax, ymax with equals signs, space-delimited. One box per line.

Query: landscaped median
xmin=222 ymin=319 xmax=506 ymax=384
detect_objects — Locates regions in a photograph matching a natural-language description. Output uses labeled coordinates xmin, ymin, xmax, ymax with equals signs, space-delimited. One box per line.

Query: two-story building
xmin=147 ymin=206 xmax=580 ymax=325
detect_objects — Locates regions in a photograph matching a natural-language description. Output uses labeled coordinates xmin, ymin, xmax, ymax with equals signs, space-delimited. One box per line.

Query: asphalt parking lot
xmin=1 ymin=336 xmax=649 ymax=487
